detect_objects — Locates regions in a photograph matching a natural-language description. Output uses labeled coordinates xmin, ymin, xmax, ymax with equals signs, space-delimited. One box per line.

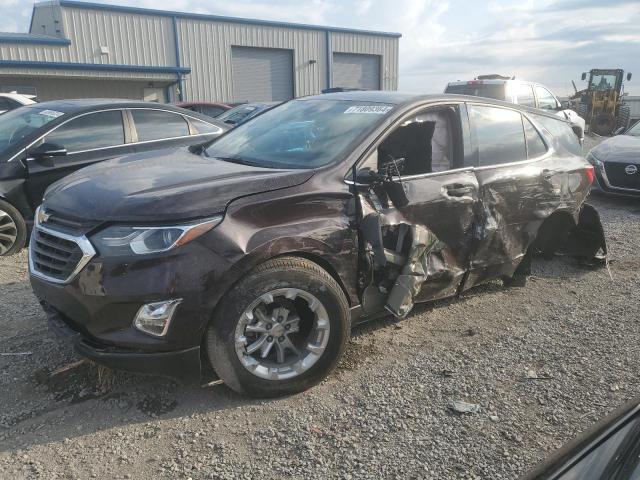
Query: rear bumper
xmin=45 ymin=302 xmax=202 ymax=382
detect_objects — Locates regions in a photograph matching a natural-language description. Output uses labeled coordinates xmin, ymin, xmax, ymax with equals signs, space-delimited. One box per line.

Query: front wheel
xmin=205 ymin=256 xmax=350 ymax=398
xmin=0 ymin=199 xmax=27 ymax=256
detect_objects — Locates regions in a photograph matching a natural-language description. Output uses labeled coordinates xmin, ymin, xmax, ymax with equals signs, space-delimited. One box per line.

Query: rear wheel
xmin=0 ymin=200 xmax=26 ymax=256
xmin=617 ymin=105 xmax=631 ymax=131
xmin=577 ymin=103 xmax=588 ymax=120
xmin=205 ymin=257 xmax=350 ymax=398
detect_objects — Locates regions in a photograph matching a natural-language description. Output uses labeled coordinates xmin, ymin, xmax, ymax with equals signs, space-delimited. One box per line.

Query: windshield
xmin=627 ymin=121 xmax=640 ymax=136
xmin=444 ymin=83 xmax=505 ymax=100
xmin=589 ymin=74 xmax=617 ymax=91
xmin=0 ymin=106 xmax=63 ymax=152
xmin=205 ymin=99 xmax=394 ymax=169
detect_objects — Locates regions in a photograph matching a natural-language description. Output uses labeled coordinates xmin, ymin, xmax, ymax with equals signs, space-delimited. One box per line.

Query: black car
xmin=0 ymin=100 xmax=227 ymax=255
xmin=523 ymin=398 xmax=640 ymax=479
xmin=216 ymin=102 xmax=279 ymax=126
xmin=587 ymin=120 xmax=640 ymax=196
xmin=30 ymin=92 xmax=604 ymax=398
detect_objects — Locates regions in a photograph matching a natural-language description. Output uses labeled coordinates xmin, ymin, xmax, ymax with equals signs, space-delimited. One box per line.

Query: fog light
xmin=133 ymin=299 xmax=182 ymax=337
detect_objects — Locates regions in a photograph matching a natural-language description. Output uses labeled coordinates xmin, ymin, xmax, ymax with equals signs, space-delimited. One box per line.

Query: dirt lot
xmin=1 ymin=141 xmax=639 ymax=479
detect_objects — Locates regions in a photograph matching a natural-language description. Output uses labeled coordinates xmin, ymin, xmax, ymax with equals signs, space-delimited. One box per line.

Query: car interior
xmin=376 ymin=106 xmax=463 ymax=176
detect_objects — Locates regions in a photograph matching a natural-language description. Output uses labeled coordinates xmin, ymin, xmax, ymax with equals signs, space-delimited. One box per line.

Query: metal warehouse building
xmin=0 ymin=1 xmax=400 ymax=103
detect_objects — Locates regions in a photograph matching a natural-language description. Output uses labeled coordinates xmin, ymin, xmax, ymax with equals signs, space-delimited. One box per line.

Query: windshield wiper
xmin=212 ymin=155 xmax=263 ymax=167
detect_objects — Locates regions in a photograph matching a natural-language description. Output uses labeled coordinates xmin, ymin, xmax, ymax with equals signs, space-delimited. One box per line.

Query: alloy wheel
xmin=0 ymin=209 xmax=18 ymax=255
xmin=234 ymin=288 xmax=331 ymax=380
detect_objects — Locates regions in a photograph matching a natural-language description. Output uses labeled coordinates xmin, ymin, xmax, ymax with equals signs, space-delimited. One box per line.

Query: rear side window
xmin=533 ymin=114 xmax=582 ymax=155
xmin=445 ymin=83 xmax=505 ymax=101
xmin=131 ymin=109 xmax=190 ymax=142
xmin=515 ymin=84 xmax=536 ymax=107
xmin=46 ymin=110 xmax=125 ymax=152
xmin=0 ymin=98 xmax=18 ymax=111
xmin=469 ymin=105 xmax=526 ymax=166
xmin=523 ymin=117 xmax=547 ymax=158
xmin=189 ymin=118 xmax=221 ymax=135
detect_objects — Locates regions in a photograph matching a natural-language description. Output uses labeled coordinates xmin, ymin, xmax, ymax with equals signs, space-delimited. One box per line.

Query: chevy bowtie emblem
xmin=38 ymin=209 xmax=51 ymax=224
xmin=625 ymin=164 xmax=638 ymax=175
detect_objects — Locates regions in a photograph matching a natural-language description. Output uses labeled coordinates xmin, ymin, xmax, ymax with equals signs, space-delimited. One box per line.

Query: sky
xmin=1 ymin=0 xmax=639 ymax=95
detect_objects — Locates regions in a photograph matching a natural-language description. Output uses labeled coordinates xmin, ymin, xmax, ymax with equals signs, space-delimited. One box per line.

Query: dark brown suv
xmin=29 ymin=92 xmax=605 ymax=398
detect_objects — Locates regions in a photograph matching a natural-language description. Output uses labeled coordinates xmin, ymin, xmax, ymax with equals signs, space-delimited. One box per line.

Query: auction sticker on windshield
xmin=38 ymin=110 xmax=64 ymax=119
xmin=344 ymin=105 xmax=393 ymax=114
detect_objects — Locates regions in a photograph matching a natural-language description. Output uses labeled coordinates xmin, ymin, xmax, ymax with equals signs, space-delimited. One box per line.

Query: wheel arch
xmin=532 ymin=208 xmax=577 ymax=256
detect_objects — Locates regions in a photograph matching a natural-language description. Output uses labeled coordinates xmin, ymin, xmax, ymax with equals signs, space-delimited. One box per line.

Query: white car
xmin=0 ymin=93 xmax=37 ymax=115
xmin=445 ymin=76 xmax=586 ymax=144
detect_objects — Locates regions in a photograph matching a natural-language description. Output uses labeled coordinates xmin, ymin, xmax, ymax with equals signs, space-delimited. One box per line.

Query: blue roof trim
xmin=54 ymin=0 xmax=402 ymax=38
xmin=0 ymin=60 xmax=191 ymax=75
xmin=0 ymin=35 xmax=70 ymax=45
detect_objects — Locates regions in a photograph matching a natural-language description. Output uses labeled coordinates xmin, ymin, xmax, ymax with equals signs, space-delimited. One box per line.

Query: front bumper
xmin=45 ymin=301 xmax=202 ymax=382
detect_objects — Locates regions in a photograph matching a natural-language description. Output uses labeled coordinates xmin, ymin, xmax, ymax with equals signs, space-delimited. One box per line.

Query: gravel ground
xmin=1 ymin=135 xmax=639 ymax=479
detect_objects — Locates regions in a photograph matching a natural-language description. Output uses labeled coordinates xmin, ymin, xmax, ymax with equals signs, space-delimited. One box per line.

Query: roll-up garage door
xmin=332 ymin=53 xmax=381 ymax=90
xmin=231 ymin=46 xmax=294 ymax=102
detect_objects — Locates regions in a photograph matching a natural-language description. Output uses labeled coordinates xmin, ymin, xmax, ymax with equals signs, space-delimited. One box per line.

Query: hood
xmin=44 ymin=147 xmax=314 ymax=222
xmin=590 ymin=134 xmax=640 ymax=164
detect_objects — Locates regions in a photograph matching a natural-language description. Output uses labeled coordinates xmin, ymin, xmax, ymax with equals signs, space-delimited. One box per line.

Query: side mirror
xmin=627 ymin=73 xmax=632 ymax=81
xmin=27 ymin=142 xmax=67 ymax=166
xmin=354 ymin=169 xmax=383 ymax=187
xmin=581 ymin=73 xmax=587 ymax=81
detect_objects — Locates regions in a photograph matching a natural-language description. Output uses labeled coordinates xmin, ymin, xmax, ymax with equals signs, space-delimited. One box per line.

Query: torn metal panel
xmin=563 ymin=203 xmax=608 ymax=261
xmin=385 ymin=225 xmax=438 ymax=318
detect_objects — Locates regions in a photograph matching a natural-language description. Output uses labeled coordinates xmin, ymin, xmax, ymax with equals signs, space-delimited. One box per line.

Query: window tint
xmin=189 ymin=118 xmax=221 ymax=135
xmin=535 ymin=86 xmax=558 ymax=110
xmin=515 ymin=83 xmax=536 ymax=107
xmin=131 ymin=109 xmax=189 ymax=142
xmin=0 ymin=98 xmax=17 ymax=111
xmin=534 ymin=114 xmax=582 ymax=156
xmin=523 ymin=117 xmax=547 ymax=158
xmin=444 ymin=83 xmax=506 ymax=101
xmin=200 ymin=106 xmax=226 ymax=117
xmin=46 ymin=110 xmax=124 ymax=152
xmin=470 ymin=105 xmax=526 ymax=166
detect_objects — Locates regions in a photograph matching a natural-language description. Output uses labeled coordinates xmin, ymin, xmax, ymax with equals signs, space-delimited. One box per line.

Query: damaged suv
xmin=29 ymin=92 xmax=605 ymax=397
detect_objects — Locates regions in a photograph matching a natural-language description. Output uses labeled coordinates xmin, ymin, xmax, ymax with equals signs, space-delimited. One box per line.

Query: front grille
xmin=31 ymin=229 xmax=84 ymax=282
xmin=41 ymin=209 xmax=99 ymax=235
xmin=604 ymin=162 xmax=640 ymax=190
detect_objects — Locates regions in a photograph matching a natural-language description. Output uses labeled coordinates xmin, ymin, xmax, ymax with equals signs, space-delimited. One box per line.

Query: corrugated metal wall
xmin=0 ymin=76 xmax=170 ymax=101
xmin=60 ymin=6 xmax=176 ymax=66
xmin=177 ymin=19 xmax=327 ymax=102
xmin=0 ymin=3 xmax=400 ymax=102
xmin=331 ymin=32 xmax=399 ymax=91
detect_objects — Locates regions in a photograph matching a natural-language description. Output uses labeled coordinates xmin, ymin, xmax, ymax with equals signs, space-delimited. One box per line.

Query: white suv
xmin=445 ymin=76 xmax=585 ymax=143
xmin=0 ymin=93 xmax=36 ymax=115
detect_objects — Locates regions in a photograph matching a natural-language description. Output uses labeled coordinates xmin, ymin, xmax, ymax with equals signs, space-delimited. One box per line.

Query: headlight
xmin=91 ymin=216 xmax=222 ymax=256
xmin=586 ymin=152 xmax=604 ymax=169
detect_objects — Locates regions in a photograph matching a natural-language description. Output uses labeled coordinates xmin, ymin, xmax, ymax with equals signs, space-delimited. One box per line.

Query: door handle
xmin=445 ymin=184 xmax=474 ymax=197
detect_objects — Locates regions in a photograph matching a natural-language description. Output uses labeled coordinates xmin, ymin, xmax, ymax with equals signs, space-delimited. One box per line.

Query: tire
xmin=617 ymin=105 xmax=631 ymax=131
xmin=205 ymin=256 xmax=350 ymax=398
xmin=577 ymin=103 xmax=588 ymax=120
xmin=592 ymin=113 xmax=616 ymax=136
xmin=0 ymin=199 xmax=27 ymax=256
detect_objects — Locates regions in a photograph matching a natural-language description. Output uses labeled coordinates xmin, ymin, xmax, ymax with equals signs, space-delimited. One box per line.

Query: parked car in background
xmin=0 ymin=99 xmax=227 ymax=255
xmin=0 ymin=93 xmax=36 ymax=114
xmin=30 ymin=92 xmax=604 ymax=398
xmin=587 ymin=120 xmax=640 ymax=197
xmin=216 ymin=101 xmax=279 ymax=126
xmin=523 ymin=398 xmax=640 ymax=479
xmin=445 ymin=75 xmax=586 ymax=143
xmin=175 ymin=101 xmax=231 ymax=119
